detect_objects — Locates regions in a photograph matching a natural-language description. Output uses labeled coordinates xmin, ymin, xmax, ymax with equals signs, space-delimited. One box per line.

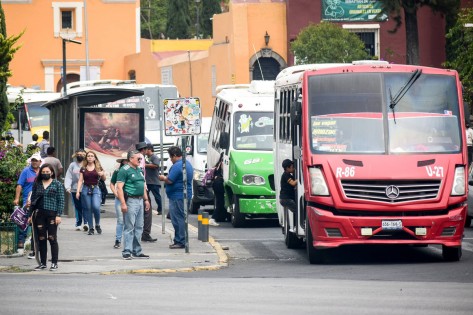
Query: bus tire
xmin=465 ymin=216 xmax=472 ymax=227
xmin=306 ymin=218 xmax=324 ymax=264
xmin=230 ymin=195 xmax=245 ymax=228
xmin=285 ymin=208 xmax=303 ymax=249
xmin=442 ymin=245 xmax=462 ymax=262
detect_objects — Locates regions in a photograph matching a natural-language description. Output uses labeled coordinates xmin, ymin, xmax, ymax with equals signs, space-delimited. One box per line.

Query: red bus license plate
xmin=382 ymin=220 xmax=402 ymax=230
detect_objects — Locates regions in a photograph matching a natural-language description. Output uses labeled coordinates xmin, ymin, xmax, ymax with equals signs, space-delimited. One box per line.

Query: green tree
xmin=166 ymin=0 xmax=191 ymax=39
xmin=379 ymin=0 xmax=459 ymax=65
xmin=0 ymin=3 xmax=22 ymax=132
xmin=444 ymin=8 xmax=473 ymax=104
xmin=201 ymin=0 xmax=221 ymax=38
xmin=290 ymin=22 xmax=368 ymax=64
xmin=141 ymin=0 xmax=168 ymax=39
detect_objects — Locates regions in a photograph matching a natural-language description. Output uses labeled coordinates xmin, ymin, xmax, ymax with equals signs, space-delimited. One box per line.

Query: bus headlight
xmin=451 ymin=166 xmax=465 ymax=196
xmin=242 ymin=175 xmax=265 ymax=185
xmin=309 ymin=167 xmax=329 ymax=196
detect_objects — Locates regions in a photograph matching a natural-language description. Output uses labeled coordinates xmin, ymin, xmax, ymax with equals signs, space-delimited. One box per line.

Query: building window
xmin=343 ymin=24 xmax=380 ymax=59
xmin=52 ymin=2 xmax=83 ymax=38
xmin=61 ymin=10 xmax=73 ymax=30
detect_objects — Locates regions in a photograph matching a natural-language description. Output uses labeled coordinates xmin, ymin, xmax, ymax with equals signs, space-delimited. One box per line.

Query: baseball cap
xmin=28 ymin=152 xmax=42 ymax=163
xmin=135 ymin=142 xmax=148 ymax=151
xmin=282 ymin=159 xmax=293 ymax=169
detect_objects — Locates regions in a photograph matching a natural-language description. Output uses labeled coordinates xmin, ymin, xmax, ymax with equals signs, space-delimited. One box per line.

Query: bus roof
xmin=275 ymin=60 xmax=390 ymax=86
xmin=216 ymin=80 xmax=275 ymax=112
xmin=6 ymin=86 xmax=60 ymax=103
xmin=65 ymin=79 xmax=176 ymax=95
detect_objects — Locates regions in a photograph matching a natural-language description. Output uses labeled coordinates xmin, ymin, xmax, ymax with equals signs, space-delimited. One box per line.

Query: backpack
xmin=202 ymin=167 xmax=215 ymax=186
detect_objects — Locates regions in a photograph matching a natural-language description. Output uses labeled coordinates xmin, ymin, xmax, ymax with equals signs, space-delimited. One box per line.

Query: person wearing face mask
xmin=28 ymin=164 xmax=64 ymax=271
xmin=64 ymin=149 xmax=88 ymax=231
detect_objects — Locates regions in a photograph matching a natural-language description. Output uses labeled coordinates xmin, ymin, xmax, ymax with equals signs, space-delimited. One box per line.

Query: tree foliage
xmin=0 ymin=3 xmax=22 ymax=133
xmin=141 ymin=0 xmax=167 ymax=39
xmin=379 ymin=0 xmax=460 ymax=65
xmin=290 ymin=22 xmax=368 ymax=64
xmin=201 ymin=0 xmax=221 ymax=38
xmin=166 ymin=0 xmax=191 ymax=39
xmin=444 ymin=8 xmax=473 ymax=104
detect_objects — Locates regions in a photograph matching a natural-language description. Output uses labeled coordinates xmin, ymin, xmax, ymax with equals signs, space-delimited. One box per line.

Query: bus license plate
xmin=382 ymin=220 xmax=402 ymax=230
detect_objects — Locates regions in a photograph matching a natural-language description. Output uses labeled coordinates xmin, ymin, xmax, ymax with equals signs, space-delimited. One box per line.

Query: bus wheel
xmin=230 ymin=195 xmax=245 ymax=228
xmin=306 ymin=219 xmax=324 ymax=264
xmin=465 ymin=216 xmax=472 ymax=228
xmin=442 ymin=245 xmax=462 ymax=262
xmin=285 ymin=208 xmax=303 ymax=249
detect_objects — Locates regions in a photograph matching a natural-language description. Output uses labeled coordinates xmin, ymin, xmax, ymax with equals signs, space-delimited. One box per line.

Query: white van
xmin=175 ymin=117 xmax=212 ymax=213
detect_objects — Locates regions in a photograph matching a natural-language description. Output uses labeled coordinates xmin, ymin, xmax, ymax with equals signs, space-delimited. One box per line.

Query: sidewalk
xmin=0 ymin=202 xmax=227 ymax=274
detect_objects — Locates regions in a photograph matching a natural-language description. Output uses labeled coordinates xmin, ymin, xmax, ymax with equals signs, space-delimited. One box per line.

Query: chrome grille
xmin=341 ymin=180 xmax=441 ymax=203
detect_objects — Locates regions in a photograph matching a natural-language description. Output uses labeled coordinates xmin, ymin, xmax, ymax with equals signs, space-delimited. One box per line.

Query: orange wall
xmin=3 ymin=0 xmax=138 ymax=90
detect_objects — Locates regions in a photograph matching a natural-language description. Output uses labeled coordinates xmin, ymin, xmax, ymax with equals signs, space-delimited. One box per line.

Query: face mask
xmin=76 ymin=156 xmax=84 ymax=162
xmin=41 ymin=174 xmax=51 ymax=181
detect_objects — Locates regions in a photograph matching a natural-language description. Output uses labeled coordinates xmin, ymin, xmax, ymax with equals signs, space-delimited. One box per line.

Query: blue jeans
xmin=72 ymin=192 xmax=88 ymax=227
xmin=114 ymin=197 xmax=124 ymax=242
xmin=147 ymin=184 xmax=162 ymax=212
xmin=122 ymin=197 xmax=144 ymax=256
xmin=81 ymin=185 xmax=101 ymax=229
xmin=169 ymin=198 xmax=189 ymax=246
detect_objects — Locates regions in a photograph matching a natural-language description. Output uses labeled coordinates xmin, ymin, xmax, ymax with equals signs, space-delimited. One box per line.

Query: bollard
xmin=201 ymin=212 xmax=209 ymax=242
xmin=197 ymin=209 xmax=203 ymax=241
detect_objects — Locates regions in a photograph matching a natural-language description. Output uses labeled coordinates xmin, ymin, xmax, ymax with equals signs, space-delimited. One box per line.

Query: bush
xmin=0 ymin=141 xmax=27 ymax=222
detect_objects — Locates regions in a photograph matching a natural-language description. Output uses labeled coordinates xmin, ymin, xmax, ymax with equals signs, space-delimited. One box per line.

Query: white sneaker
xmin=209 ymin=219 xmax=220 ymax=227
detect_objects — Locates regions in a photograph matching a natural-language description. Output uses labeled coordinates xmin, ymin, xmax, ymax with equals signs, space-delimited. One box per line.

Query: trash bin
xmin=0 ymin=222 xmax=18 ymax=256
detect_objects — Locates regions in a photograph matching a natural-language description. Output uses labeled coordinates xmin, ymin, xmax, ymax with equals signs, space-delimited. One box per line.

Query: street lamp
xmin=195 ymin=0 xmax=201 ymax=39
xmin=60 ymin=34 xmax=81 ymax=96
xmin=264 ymin=31 xmax=270 ymax=46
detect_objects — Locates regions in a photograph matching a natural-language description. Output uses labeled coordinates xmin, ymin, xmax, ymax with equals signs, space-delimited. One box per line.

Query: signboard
xmin=163 ymin=98 xmax=202 ymax=136
xmin=322 ymin=0 xmax=388 ymax=22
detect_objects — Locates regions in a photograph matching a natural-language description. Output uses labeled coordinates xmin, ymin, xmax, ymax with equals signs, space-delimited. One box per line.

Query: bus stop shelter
xmin=44 ymin=87 xmax=144 ymax=216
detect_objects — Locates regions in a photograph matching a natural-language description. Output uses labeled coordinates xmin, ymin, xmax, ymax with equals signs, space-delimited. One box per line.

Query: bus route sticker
xmin=163 ymin=97 xmax=202 ymax=136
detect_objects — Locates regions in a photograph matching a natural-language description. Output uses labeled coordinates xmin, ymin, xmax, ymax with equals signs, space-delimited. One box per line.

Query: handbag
xmin=10 ymin=205 xmax=29 ymax=231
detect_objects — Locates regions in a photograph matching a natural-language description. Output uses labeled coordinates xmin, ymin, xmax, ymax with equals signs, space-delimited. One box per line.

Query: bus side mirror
xmin=291 ymin=95 xmax=302 ymax=125
xmin=219 ymin=132 xmax=229 ymax=149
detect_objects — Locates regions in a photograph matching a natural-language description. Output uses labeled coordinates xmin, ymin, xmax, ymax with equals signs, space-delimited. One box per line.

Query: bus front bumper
xmin=239 ymin=198 xmax=277 ymax=214
xmin=306 ymin=205 xmax=466 ymax=248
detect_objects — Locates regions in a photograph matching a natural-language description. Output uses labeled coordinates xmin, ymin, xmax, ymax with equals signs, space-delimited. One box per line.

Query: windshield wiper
xmin=389 ymin=69 xmax=423 ymax=124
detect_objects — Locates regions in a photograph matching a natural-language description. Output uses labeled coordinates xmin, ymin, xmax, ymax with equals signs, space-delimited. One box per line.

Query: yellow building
xmin=4 ymin=0 xmax=287 ymax=117
xmin=3 ymin=0 xmax=140 ymax=92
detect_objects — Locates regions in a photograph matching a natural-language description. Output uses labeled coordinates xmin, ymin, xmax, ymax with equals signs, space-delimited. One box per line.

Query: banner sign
xmin=322 ymin=0 xmax=388 ymax=22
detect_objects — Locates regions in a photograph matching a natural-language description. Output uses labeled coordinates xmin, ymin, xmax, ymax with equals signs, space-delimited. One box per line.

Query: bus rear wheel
xmin=442 ymin=245 xmax=462 ymax=262
xmin=306 ymin=218 xmax=324 ymax=264
xmin=285 ymin=208 xmax=303 ymax=249
xmin=230 ymin=195 xmax=245 ymax=228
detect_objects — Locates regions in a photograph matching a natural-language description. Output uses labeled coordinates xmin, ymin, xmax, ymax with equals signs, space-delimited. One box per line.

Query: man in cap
xmin=116 ymin=150 xmax=151 ymax=259
xmin=109 ymin=152 xmax=129 ymax=249
xmin=144 ymin=144 xmax=163 ymax=215
xmin=135 ymin=141 xmax=157 ymax=242
xmin=13 ymin=152 xmax=42 ymax=252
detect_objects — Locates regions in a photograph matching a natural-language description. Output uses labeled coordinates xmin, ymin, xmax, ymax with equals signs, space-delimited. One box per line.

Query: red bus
xmin=274 ymin=63 xmax=468 ymax=263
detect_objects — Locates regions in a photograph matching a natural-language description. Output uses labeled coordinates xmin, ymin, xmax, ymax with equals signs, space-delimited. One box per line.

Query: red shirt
xmin=80 ymin=167 xmax=99 ymax=186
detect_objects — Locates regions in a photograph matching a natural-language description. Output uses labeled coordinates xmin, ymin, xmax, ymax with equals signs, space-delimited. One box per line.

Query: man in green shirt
xmin=116 ymin=150 xmax=150 ymax=260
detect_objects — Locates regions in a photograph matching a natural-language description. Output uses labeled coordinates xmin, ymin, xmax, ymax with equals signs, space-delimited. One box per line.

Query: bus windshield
xmin=308 ymin=73 xmax=461 ymax=154
xmin=26 ymin=102 xmax=50 ymax=129
xmin=233 ymin=111 xmax=274 ymax=150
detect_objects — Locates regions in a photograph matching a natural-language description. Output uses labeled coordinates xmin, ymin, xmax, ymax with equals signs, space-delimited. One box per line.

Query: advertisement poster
xmin=322 ymin=0 xmax=388 ymax=21
xmin=79 ymin=108 xmax=144 ymax=186
xmin=163 ymin=98 xmax=202 ymax=136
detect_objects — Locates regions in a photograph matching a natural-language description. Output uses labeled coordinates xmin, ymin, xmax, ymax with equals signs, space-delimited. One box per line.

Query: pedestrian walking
xmin=145 ymin=143 xmax=163 ymax=215
xmin=109 ymin=153 xmax=128 ymax=249
xmin=42 ymin=146 xmax=63 ymax=180
xmin=136 ymin=141 xmax=157 ymax=242
xmin=38 ymin=130 xmax=50 ymax=159
xmin=116 ymin=150 xmax=150 ymax=259
xmin=159 ymin=146 xmax=193 ymax=249
xmin=13 ymin=152 xmax=42 ymax=255
xmin=28 ymin=163 xmax=64 ymax=271
xmin=76 ymin=151 xmax=106 ymax=235
xmin=64 ymin=148 xmax=88 ymax=231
